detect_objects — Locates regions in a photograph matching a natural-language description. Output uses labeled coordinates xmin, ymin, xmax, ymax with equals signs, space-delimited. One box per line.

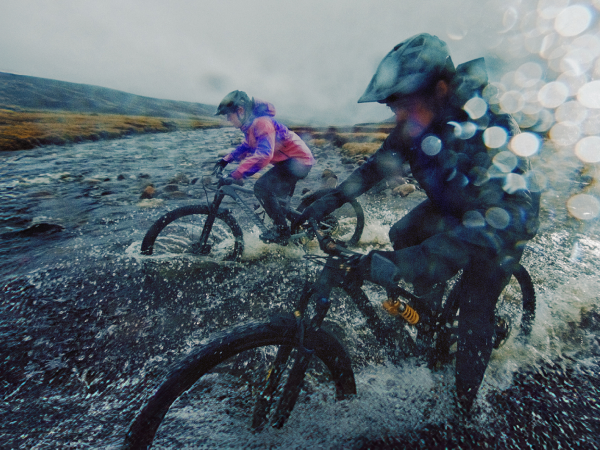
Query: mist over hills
xmin=0 ymin=71 xmax=216 ymax=118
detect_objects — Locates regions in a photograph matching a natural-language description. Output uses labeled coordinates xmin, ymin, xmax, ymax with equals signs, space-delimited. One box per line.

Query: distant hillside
xmin=0 ymin=71 xmax=216 ymax=118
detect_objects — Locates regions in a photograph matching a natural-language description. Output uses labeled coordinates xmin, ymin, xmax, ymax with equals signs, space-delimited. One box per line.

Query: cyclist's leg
xmin=254 ymin=160 xmax=311 ymax=227
xmin=389 ymin=200 xmax=456 ymax=251
xmin=454 ymin=256 xmax=512 ymax=413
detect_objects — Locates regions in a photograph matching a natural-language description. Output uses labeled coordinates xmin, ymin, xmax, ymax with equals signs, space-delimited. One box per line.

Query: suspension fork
xmin=268 ymin=259 xmax=344 ymax=428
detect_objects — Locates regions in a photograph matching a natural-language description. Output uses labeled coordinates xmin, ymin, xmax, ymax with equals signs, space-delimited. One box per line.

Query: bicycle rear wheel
xmin=140 ymin=205 xmax=244 ymax=261
xmin=433 ymin=263 xmax=535 ymax=365
xmin=297 ymin=189 xmax=365 ymax=246
xmin=122 ymin=315 xmax=356 ymax=450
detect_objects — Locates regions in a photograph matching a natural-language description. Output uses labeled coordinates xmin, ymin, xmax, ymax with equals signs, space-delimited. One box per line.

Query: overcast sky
xmin=1 ymin=0 xmax=598 ymax=125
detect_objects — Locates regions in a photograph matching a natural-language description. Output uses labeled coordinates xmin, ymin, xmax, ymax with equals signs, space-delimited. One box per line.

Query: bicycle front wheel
xmin=122 ymin=315 xmax=356 ymax=450
xmin=140 ymin=205 xmax=244 ymax=261
xmin=298 ymin=189 xmax=365 ymax=246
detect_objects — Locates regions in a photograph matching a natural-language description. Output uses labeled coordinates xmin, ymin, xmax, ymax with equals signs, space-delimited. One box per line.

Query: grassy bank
xmin=0 ymin=108 xmax=223 ymax=151
xmin=0 ymin=108 xmax=393 ymax=159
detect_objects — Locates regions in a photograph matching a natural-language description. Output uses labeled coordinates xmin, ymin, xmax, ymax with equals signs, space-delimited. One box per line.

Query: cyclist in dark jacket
xmin=296 ymin=33 xmax=541 ymax=413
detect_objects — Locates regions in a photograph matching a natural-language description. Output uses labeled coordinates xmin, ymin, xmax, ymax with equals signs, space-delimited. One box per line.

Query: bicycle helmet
xmin=215 ymin=90 xmax=252 ymax=115
xmin=358 ymin=33 xmax=456 ymax=104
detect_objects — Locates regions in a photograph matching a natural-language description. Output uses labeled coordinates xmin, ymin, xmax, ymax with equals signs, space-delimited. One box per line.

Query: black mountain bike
xmin=140 ymin=175 xmax=365 ymax=261
xmin=124 ymin=220 xmax=535 ymax=449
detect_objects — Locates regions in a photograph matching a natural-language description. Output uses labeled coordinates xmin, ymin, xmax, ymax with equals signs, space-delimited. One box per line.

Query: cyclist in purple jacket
xmin=215 ymin=91 xmax=315 ymax=244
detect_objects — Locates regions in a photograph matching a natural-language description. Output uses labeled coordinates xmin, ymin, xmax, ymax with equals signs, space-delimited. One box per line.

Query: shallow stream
xmin=1 ymin=127 xmax=599 ymax=448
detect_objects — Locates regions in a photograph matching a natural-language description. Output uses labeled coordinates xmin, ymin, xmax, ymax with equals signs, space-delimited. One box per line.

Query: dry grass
xmin=293 ymin=125 xmax=391 ymax=158
xmin=341 ymin=142 xmax=381 ymax=157
xmin=0 ymin=108 xmax=223 ymax=151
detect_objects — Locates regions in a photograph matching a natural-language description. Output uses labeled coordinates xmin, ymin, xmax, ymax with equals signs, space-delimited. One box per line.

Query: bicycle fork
xmin=253 ymin=261 xmax=341 ymax=430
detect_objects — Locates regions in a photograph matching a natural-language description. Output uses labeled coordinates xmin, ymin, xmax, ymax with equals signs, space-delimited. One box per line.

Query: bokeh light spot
xmin=555 ymin=5 xmax=592 ymax=37
xmin=531 ymin=109 xmax=555 ymax=132
xmin=549 ymin=121 xmax=582 ymax=146
xmin=575 ymin=136 xmax=600 ymax=163
xmin=493 ymin=151 xmax=518 ymax=172
xmin=463 ymin=210 xmax=486 ymax=228
xmin=483 ymin=126 xmax=508 ymax=148
xmin=464 ymin=97 xmax=488 ymax=119
xmin=510 ymin=132 xmax=541 ymax=157
xmin=539 ymin=0 xmax=570 ymax=20
xmin=504 ymin=173 xmax=528 ymax=194
xmin=578 ymin=81 xmax=600 ymax=108
xmin=421 ymin=135 xmax=442 ymax=156
xmin=557 ymin=71 xmax=589 ymax=97
xmin=538 ymin=81 xmax=569 ymax=108
xmin=486 ymin=207 xmax=511 ymax=229
xmin=526 ymin=170 xmax=548 ymax=192
xmin=500 ymin=91 xmax=525 ymax=113
xmin=515 ymin=62 xmax=543 ymax=87
xmin=567 ymin=194 xmax=600 ymax=220
xmin=448 ymin=121 xmax=477 ymax=140
xmin=555 ymin=100 xmax=588 ymax=123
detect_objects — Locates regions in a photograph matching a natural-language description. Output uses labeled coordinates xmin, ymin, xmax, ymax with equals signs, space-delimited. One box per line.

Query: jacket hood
xmin=448 ymin=58 xmax=488 ymax=108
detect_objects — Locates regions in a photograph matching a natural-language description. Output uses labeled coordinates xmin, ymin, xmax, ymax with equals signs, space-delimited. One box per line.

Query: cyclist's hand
xmin=293 ymin=199 xmax=329 ymax=229
xmin=212 ymin=159 xmax=228 ymax=176
xmin=217 ymin=176 xmax=234 ymax=187
xmin=217 ymin=176 xmax=243 ymax=187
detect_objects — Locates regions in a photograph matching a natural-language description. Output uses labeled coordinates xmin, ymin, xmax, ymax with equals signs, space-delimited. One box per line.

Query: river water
xmin=1 ymin=127 xmax=599 ymax=448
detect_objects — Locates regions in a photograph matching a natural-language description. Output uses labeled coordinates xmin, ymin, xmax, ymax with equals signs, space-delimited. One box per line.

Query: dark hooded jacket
xmin=327 ymin=58 xmax=540 ymax=254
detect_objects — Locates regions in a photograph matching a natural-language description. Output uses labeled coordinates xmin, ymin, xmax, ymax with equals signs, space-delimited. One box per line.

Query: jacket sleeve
xmin=229 ymin=117 xmax=277 ymax=179
xmin=224 ymin=142 xmax=252 ymax=163
xmin=337 ymin=135 xmax=406 ymax=201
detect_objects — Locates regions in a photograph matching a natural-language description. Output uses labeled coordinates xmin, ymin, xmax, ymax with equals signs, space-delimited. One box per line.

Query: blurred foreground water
xmin=1 ymin=128 xmax=600 ymax=448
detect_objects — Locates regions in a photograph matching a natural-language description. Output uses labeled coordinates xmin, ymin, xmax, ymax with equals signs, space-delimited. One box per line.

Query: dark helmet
xmin=358 ymin=33 xmax=456 ymax=104
xmin=215 ymin=90 xmax=251 ymax=115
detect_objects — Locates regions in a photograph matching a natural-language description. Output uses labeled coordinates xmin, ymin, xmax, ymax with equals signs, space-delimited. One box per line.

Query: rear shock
xmin=382 ymin=297 xmax=419 ymax=325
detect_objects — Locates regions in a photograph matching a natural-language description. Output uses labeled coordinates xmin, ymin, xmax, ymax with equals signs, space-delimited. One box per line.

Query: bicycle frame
xmin=255 ymin=221 xmax=423 ymax=429
xmin=195 ymin=182 xmax=311 ymax=255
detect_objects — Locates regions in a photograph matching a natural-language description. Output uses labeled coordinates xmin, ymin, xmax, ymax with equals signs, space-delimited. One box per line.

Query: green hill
xmin=0 ymin=71 xmax=216 ymax=118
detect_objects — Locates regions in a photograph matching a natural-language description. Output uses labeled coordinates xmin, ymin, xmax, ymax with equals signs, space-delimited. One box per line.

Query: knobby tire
xmin=122 ymin=315 xmax=356 ymax=450
xmin=140 ymin=205 xmax=244 ymax=261
xmin=298 ymin=189 xmax=365 ymax=246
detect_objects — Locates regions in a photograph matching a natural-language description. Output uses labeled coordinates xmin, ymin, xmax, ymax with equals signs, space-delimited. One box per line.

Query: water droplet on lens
xmin=575 ymin=136 xmax=600 ymax=163
xmin=567 ymin=194 xmax=600 ymax=220
xmin=554 ymin=5 xmax=592 ymax=37
xmin=462 ymin=210 xmax=486 ymax=228
xmin=504 ymin=173 xmax=527 ymax=194
xmin=486 ymin=207 xmax=511 ymax=229
xmin=464 ymin=97 xmax=488 ymax=119
xmin=578 ymin=80 xmax=600 ymax=108
xmin=483 ymin=126 xmax=508 ymax=148
xmin=510 ymin=132 xmax=540 ymax=157
xmin=493 ymin=151 xmax=518 ymax=172
xmin=421 ymin=135 xmax=442 ymax=156
xmin=538 ymin=81 xmax=569 ymax=108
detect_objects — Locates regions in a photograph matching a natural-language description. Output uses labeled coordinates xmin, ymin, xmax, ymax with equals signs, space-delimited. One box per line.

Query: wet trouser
xmin=380 ymin=200 xmax=524 ymax=411
xmin=254 ymin=159 xmax=312 ymax=227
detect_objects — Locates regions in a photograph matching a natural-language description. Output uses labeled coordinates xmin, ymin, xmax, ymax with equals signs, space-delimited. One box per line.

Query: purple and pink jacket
xmin=223 ymin=99 xmax=315 ymax=180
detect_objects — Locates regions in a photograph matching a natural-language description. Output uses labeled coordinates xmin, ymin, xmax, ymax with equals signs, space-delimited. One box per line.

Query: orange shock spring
xmin=382 ymin=298 xmax=419 ymax=325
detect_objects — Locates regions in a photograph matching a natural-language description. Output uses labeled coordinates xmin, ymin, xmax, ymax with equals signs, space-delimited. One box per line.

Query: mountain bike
xmin=124 ymin=220 xmax=535 ymax=449
xmin=140 ymin=174 xmax=365 ymax=261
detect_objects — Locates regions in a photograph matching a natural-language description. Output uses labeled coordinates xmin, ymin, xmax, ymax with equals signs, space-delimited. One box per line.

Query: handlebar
xmin=307 ymin=218 xmax=360 ymax=259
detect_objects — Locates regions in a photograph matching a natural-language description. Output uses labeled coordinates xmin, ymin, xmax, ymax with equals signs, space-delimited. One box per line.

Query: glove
xmin=354 ymin=251 xmax=401 ymax=290
xmin=293 ymin=199 xmax=331 ymax=229
xmin=212 ymin=159 xmax=228 ymax=176
xmin=217 ymin=176 xmax=244 ymax=187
